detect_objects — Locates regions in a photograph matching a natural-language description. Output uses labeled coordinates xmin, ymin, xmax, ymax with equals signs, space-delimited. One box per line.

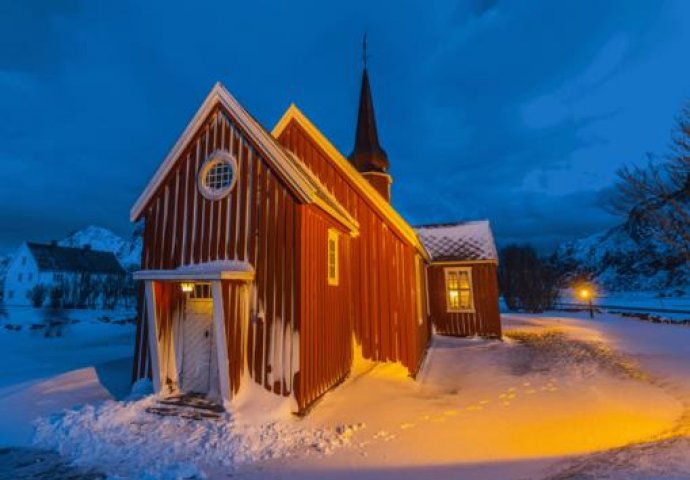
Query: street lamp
xmin=577 ymin=286 xmax=595 ymax=318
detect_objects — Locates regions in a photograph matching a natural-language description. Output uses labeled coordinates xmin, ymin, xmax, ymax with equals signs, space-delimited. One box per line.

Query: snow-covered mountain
xmin=59 ymin=225 xmax=142 ymax=270
xmin=552 ymin=220 xmax=689 ymax=294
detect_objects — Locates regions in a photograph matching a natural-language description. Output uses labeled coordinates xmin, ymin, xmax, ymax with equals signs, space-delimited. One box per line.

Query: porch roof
xmin=133 ymin=260 xmax=255 ymax=282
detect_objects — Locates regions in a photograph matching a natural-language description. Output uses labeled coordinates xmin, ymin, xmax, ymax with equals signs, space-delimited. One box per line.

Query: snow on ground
xmin=33 ymin=394 xmax=364 ymax=479
xmin=506 ymin=313 xmax=690 ymax=480
xmin=15 ymin=309 xmax=690 ymax=479
xmin=0 ymin=306 xmax=135 ymax=447
xmin=560 ymin=289 xmax=690 ymax=322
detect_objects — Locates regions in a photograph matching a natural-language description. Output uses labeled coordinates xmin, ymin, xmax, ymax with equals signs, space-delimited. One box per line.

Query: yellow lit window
xmin=327 ymin=229 xmax=339 ymax=286
xmin=445 ymin=267 xmax=474 ymax=312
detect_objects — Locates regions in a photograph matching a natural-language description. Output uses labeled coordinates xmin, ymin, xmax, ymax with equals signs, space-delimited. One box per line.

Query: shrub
xmin=49 ymin=285 xmax=64 ymax=309
xmin=26 ymin=284 xmax=48 ymax=308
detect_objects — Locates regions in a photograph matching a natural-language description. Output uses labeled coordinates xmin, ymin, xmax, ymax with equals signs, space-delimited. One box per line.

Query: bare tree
xmin=609 ymin=102 xmax=690 ymax=261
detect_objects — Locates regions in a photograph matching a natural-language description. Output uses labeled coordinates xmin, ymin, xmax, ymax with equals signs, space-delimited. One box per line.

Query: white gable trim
xmin=131 ymin=83 xmax=336 ymax=223
xmin=272 ymin=104 xmax=429 ymax=261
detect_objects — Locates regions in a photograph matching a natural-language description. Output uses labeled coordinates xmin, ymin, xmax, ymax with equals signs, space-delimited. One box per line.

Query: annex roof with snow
xmin=415 ymin=221 xmax=498 ymax=262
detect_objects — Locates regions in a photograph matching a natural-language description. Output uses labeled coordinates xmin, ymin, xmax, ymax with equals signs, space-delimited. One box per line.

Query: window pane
xmin=458 ymin=271 xmax=470 ymax=289
xmin=459 ymin=291 xmax=472 ymax=309
xmin=205 ymin=160 xmax=233 ymax=191
xmin=446 ymin=268 xmax=473 ymax=311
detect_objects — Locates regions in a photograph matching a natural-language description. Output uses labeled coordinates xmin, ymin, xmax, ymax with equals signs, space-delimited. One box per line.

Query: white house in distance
xmin=2 ymin=241 xmax=125 ymax=306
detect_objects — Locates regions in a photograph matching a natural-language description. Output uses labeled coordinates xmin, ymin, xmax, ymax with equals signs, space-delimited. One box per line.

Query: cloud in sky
xmin=1 ymin=0 xmax=690 ymax=253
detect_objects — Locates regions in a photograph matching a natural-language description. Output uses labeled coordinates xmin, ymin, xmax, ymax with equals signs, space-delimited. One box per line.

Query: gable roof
xmin=272 ymin=104 xmax=429 ymax=259
xmin=415 ymin=221 xmax=498 ymax=263
xmin=130 ymin=83 xmax=358 ymax=235
xmin=26 ymin=242 xmax=125 ymax=275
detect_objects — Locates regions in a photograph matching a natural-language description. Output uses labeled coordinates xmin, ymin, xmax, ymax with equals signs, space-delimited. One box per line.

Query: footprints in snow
xmin=396 ymin=378 xmax=561 ymax=430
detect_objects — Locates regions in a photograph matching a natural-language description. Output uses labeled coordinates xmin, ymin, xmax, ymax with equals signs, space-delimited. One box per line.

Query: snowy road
xmin=3 ymin=311 xmax=690 ymax=479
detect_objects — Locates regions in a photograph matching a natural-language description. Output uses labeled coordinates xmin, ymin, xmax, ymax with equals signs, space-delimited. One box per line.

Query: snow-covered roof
xmin=415 ymin=220 xmax=498 ymax=262
xmin=26 ymin=242 xmax=125 ymax=275
xmin=133 ymin=260 xmax=255 ymax=281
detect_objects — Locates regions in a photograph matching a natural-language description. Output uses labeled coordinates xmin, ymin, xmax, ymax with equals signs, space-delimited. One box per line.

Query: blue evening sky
xmin=1 ymin=0 xmax=690 ymax=253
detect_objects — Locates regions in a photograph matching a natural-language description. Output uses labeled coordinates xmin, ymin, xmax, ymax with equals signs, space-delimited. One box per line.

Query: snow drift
xmin=33 ymin=395 xmax=364 ymax=479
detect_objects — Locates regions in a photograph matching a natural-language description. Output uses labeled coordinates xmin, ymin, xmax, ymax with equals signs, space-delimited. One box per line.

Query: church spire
xmin=348 ymin=34 xmax=389 ymax=174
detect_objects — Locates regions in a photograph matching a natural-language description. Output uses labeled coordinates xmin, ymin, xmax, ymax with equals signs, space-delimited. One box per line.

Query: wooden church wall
xmin=296 ymin=205 xmax=352 ymax=410
xmin=276 ymin=120 xmax=431 ymax=376
xmin=427 ymin=262 xmax=502 ymax=338
xmin=134 ymin=105 xmax=302 ymax=400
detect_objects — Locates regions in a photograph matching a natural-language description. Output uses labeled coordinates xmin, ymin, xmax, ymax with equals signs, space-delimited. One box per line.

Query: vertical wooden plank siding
xmin=134 ymin=104 xmax=301 ymax=403
xmin=296 ymin=205 xmax=352 ymax=410
xmin=220 ymin=280 xmax=252 ymax=395
xmin=276 ymin=121 xmax=431 ymax=376
xmin=427 ymin=263 xmax=501 ymax=338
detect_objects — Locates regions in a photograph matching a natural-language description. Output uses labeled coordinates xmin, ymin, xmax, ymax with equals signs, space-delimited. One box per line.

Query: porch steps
xmin=145 ymin=393 xmax=224 ymax=421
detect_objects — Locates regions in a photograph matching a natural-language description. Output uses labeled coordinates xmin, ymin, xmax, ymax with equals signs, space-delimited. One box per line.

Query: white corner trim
xmin=144 ymin=281 xmax=162 ymax=392
xmin=211 ymin=281 xmax=231 ymax=403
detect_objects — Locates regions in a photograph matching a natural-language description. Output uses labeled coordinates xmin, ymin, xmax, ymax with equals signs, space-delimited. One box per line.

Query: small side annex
xmin=416 ymin=221 xmax=501 ymax=338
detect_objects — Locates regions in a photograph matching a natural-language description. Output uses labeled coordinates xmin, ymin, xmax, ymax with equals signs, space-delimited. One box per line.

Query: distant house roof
xmin=415 ymin=221 xmax=498 ymax=262
xmin=26 ymin=242 xmax=125 ymax=275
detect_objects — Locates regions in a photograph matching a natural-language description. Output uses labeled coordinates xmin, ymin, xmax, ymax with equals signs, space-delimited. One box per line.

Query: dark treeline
xmin=26 ymin=272 xmax=136 ymax=310
xmin=498 ymin=244 xmax=562 ymax=313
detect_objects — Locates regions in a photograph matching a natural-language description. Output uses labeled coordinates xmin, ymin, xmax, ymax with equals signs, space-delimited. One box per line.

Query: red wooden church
xmin=130 ymin=63 xmax=501 ymax=413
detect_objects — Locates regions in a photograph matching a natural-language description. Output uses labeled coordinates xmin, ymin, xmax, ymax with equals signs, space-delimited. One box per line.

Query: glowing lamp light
xmin=574 ymin=283 xmax=596 ymax=318
xmin=578 ymin=288 xmax=591 ymax=300
xmin=181 ymin=282 xmax=194 ymax=293
xmin=449 ymin=290 xmax=459 ymax=299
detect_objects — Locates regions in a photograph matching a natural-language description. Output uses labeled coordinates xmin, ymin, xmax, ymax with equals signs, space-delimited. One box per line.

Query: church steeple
xmin=349 ymin=34 xmax=392 ymax=200
xmin=349 ymin=67 xmax=389 ymax=173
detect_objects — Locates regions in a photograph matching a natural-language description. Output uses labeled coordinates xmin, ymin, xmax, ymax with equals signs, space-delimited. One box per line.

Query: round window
xmin=197 ymin=151 xmax=238 ymax=200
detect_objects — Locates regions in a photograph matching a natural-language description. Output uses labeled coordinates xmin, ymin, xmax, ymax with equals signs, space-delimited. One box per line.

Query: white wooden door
xmin=181 ymin=298 xmax=216 ymax=395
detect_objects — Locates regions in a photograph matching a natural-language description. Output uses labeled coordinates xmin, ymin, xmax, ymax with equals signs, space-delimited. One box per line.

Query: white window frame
xmin=415 ymin=255 xmax=425 ymax=325
xmin=327 ymin=229 xmax=339 ymax=286
xmin=197 ymin=150 xmax=238 ymax=201
xmin=444 ymin=266 xmax=475 ymax=313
